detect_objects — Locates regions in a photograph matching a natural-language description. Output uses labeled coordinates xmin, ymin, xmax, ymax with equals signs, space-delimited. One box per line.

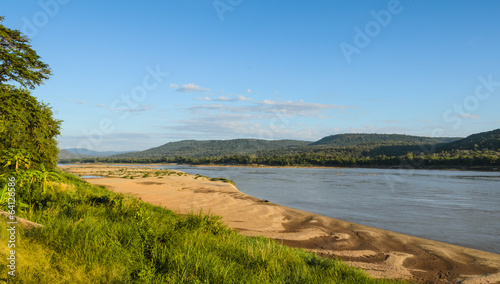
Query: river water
xmin=157 ymin=165 xmax=500 ymax=254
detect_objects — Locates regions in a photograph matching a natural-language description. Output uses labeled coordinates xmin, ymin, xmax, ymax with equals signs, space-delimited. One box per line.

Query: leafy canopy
xmin=0 ymin=86 xmax=62 ymax=172
xmin=0 ymin=16 xmax=52 ymax=89
xmin=0 ymin=17 xmax=61 ymax=173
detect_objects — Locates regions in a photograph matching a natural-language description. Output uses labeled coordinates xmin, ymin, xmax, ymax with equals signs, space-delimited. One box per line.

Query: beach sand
xmin=60 ymin=164 xmax=500 ymax=283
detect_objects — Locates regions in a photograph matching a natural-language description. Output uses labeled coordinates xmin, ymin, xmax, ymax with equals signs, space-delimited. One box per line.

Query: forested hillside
xmin=311 ymin=133 xmax=457 ymax=147
xmin=59 ymin=130 xmax=500 ymax=170
xmin=110 ymin=133 xmax=462 ymax=160
xmin=437 ymin=129 xmax=500 ymax=152
xmin=112 ymin=139 xmax=311 ymax=158
xmin=262 ymin=133 xmax=460 ymax=158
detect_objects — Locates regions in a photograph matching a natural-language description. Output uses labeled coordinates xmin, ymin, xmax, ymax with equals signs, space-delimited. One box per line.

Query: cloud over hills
xmin=172 ymin=83 xmax=211 ymax=93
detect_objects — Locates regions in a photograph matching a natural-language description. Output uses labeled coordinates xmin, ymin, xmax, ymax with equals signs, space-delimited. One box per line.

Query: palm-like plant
xmin=36 ymin=164 xmax=61 ymax=194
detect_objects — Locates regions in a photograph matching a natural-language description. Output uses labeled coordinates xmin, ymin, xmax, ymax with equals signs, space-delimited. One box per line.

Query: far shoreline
xmin=58 ymin=161 xmax=500 ymax=172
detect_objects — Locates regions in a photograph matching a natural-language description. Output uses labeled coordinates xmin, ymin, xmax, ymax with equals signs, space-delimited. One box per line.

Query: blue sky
xmin=2 ymin=0 xmax=500 ymax=151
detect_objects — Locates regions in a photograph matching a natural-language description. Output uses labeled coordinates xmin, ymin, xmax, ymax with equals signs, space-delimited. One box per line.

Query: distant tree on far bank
xmin=0 ymin=16 xmax=61 ymax=173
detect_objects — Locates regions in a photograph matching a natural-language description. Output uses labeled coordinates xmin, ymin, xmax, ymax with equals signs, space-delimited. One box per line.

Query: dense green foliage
xmin=113 ymin=139 xmax=311 ymax=159
xmin=1 ymin=17 xmax=60 ymax=173
xmin=0 ymin=86 xmax=61 ymax=172
xmin=62 ymin=130 xmax=500 ymax=170
xmin=108 ymin=134 xmax=461 ymax=161
xmin=0 ymin=16 xmax=51 ymax=89
xmin=0 ymin=171 xmax=403 ymax=283
xmin=437 ymin=129 xmax=500 ymax=152
xmin=65 ymin=149 xmax=500 ymax=170
xmin=310 ymin=133 xmax=458 ymax=147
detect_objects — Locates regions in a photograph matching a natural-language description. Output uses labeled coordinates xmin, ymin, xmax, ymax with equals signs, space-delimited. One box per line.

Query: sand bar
xmin=60 ymin=164 xmax=500 ymax=283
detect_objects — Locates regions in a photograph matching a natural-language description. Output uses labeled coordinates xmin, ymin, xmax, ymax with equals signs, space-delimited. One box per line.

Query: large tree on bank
xmin=0 ymin=16 xmax=61 ymax=172
xmin=0 ymin=16 xmax=52 ymax=89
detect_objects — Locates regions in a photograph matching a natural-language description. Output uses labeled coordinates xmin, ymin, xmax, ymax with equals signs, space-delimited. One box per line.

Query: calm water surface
xmin=158 ymin=165 xmax=500 ymax=254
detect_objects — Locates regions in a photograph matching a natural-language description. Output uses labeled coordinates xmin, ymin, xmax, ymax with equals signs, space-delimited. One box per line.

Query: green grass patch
xmin=194 ymin=174 xmax=208 ymax=180
xmin=210 ymin=177 xmax=236 ymax=185
xmin=0 ymin=171 xmax=405 ymax=283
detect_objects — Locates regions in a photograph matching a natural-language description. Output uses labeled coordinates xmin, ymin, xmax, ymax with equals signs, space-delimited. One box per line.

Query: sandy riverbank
xmin=60 ymin=164 xmax=500 ymax=283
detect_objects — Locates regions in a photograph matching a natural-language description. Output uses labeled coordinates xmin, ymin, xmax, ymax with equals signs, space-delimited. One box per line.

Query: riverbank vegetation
xmin=0 ymin=169 xmax=406 ymax=283
xmin=62 ymin=148 xmax=500 ymax=170
xmin=61 ymin=130 xmax=500 ymax=170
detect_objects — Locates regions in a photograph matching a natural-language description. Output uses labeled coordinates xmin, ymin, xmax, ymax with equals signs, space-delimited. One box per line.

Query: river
xmin=157 ymin=165 xmax=500 ymax=254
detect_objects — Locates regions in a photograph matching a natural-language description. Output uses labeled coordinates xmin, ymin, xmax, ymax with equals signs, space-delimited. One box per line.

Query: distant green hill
xmin=111 ymin=134 xmax=463 ymax=160
xmin=310 ymin=133 xmax=458 ymax=147
xmin=64 ymin=148 xmax=136 ymax=157
xmin=58 ymin=149 xmax=137 ymax=160
xmin=60 ymin=130 xmax=500 ymax=169
xmin=112 ymin=139 xmax=311 ymax=158
xmin=58 ymin=149 xmax=89 ymax=160
xmin=437 ymin=129 xmax=500 ymax=152
xmin=280 ymin=133 xmax=461 ymax=157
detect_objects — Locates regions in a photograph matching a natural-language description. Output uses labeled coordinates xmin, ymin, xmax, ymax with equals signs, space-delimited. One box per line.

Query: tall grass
xmin=0 ymin=171 xmax=405 ymax=283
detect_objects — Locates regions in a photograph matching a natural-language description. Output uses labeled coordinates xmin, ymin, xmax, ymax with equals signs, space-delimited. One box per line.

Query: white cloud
xmin=459 ymin=114 xmax=479 ymax=119
xmin=166 ymin=115 xmax=322 ymax=141
xmin=256 ymin=100 xmax=353 ymax=116
xmin=247 ymin=89 xmax=252 ymax=93
xmin=217 ymin=96 xmax=232 ymax=101
xmin=237 ymin=95 xmax=252 ymax=101
xmin=189 ymin=99 xmax=354 ymax=118
xmin=176 ymin=83 xmax=211 ymax=93
xmin=95 ymin=103 xmax=107 ymax=109
xmin=201 ymin=95 xmax=252 ymax=102
xmin=96 ymin=103 xmax=154 ymax=113
xmin=170 ymin=83 xmax=179 ymax=89
xmin=125 ymin=105 xmax=154 ymax=112
xmin=165 ymin=98 xmax=356 ymax=140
